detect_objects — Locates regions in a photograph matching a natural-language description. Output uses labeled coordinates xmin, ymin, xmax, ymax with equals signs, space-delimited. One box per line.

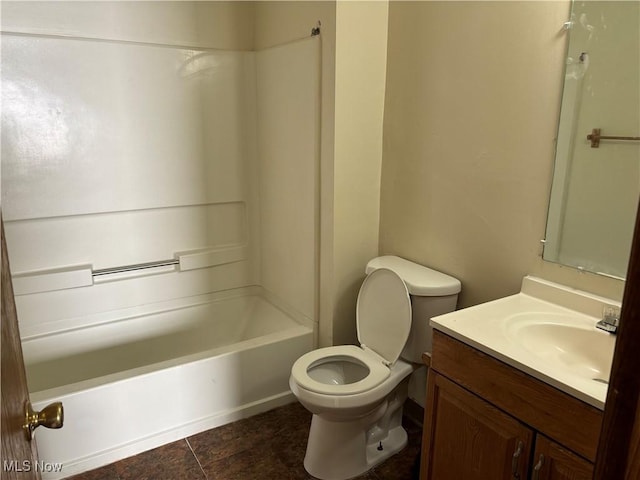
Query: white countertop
xmin=430 ymin=277 xmax=619 ymax=410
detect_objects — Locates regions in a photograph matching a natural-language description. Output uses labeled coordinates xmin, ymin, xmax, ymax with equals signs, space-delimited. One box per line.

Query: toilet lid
xmin=356 ymin=268 xmax=412 ymax=365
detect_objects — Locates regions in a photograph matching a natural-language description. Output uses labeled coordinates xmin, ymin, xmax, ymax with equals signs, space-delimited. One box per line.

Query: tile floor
xmin=67 ymin=402 xmax=422 ymax=480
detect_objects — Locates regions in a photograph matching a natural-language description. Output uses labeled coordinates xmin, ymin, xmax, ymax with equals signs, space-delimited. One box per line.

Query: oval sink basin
xmin=505 ymin=313 xmax=616 ymax=383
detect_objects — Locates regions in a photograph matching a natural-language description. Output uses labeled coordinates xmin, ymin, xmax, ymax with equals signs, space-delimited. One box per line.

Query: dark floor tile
xmin=113 ymin=440 xmax=205 ymax=480
xmin=189 ymin=403 xmax=311 ymax=479
xmin=65 ymin=464 xmax=120 ymax=480
xmin=355 ymin=472 xmax=381 ymax=480
xmin=266 ymin=404 xmax=312 ymax=470
xmin=270 ymin=437 xmax=310 ymax=480
xmin=187 ymin=418 xmax=259 ymax=464
xmin=188 ymin=401 xmax=311 ymax=465
xmin=198 ymin=441 xmax=298 ymax=480
xmin=267 ymin=401 xmax=311 ymax=427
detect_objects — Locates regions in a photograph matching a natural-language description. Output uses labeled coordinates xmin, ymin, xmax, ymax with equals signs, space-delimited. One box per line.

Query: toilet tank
xmin=365 ymin=256 xmax=461 ymax=363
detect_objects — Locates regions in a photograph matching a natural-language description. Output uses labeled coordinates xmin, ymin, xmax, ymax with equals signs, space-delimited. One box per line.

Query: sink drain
xmin=592 ymin=378 xmax=609 ymax=384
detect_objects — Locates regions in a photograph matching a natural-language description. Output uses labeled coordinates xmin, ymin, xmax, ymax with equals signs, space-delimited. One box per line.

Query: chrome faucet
xmin=596 ymin=306 xmax=621 ymax=334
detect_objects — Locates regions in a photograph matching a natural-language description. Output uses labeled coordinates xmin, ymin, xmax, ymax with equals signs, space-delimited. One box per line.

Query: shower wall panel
xmin=0 ymin=1 xmax=255 ymax=51
xmin=1 ymin=32 xmax=260 ymax=334
xmin=256 ymin=37 xmax=321 ymax=325
xmin=2 ymin=35 xmax=253 ymax=218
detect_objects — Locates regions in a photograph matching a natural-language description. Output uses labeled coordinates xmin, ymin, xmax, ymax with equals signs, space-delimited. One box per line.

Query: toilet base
xmin=365 ymin=424 xmax=408 ymax=469
xmin=302 ymin=396 xmax=408 ymax=480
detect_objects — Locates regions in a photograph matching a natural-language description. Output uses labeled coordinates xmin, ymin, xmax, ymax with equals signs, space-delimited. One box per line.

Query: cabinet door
xmin=421 ymin=373 xmax=533 ymax=480
xmin=531 ymin=435 xmax=594 ymax=480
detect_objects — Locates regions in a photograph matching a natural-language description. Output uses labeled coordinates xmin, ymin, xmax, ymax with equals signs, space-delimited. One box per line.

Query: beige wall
xmin=380 ymin=1 xmax=587 ymax=308
xmin=332 ymin=1 xmax=389 ymax=345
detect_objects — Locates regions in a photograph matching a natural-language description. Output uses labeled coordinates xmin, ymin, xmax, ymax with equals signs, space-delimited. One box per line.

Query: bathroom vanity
xmin=419 ymin=277 xmax=615 ymax=480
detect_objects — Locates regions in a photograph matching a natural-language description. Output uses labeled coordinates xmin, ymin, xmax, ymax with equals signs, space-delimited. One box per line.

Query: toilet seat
xmin=291 ymin=268 xmax=412 ymax=397
xmin=291 ymin=345 xmax=390 ymax=395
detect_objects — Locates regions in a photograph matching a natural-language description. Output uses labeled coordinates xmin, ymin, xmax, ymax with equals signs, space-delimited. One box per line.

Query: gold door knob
xmin=24 ymin=401 xmax=64 ymax=440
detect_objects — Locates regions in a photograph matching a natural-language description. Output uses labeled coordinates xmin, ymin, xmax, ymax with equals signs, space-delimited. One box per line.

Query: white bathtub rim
xmin=30 ymin=324 xmax=311 ymax=403
xmin=39 ymin=392 xmax=297 ymax=480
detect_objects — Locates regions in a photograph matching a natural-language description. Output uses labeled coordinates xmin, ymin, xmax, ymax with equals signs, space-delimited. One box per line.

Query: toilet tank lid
xmin=365 ymin=256 xmax=461 ymax=296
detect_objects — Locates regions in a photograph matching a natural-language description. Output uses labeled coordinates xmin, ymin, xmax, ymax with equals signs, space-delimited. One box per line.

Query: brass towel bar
xmin=587 ymin=128 xmax=640 ymax=148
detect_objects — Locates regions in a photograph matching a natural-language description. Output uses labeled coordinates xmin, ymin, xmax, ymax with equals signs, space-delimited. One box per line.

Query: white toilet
xmin=289 ymin=255 xmax=461 ymax=480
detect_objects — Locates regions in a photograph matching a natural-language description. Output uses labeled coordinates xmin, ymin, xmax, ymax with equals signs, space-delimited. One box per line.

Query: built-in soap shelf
xmin=12 ymin=245 xmax=248 ymax=296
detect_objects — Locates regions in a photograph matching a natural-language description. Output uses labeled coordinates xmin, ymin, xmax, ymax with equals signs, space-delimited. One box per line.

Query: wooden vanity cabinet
xmin=425 ymin=373 xmax=534 ymax=479
xmin=420 ymin=331 xmax=602 ymax=480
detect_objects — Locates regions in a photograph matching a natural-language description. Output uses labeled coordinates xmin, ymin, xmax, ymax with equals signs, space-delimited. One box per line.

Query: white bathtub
xmin=23 ymin=290 xmax=314 ymax=479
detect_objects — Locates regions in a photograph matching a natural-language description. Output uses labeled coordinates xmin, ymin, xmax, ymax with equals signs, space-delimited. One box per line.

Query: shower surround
xmin=1 ymin=5 xmax=320 ymax=478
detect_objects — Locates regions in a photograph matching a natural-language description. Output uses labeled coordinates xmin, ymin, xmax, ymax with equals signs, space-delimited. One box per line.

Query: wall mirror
xmin=544 ymin=0 xmax=640 ymax=279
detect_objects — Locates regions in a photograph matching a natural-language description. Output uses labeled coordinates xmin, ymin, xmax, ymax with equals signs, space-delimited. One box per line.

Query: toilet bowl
xmin=290 ymin=345 xmax=413 ymax=419
xmin=289 ymin=256 xmax=461 ymax=480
